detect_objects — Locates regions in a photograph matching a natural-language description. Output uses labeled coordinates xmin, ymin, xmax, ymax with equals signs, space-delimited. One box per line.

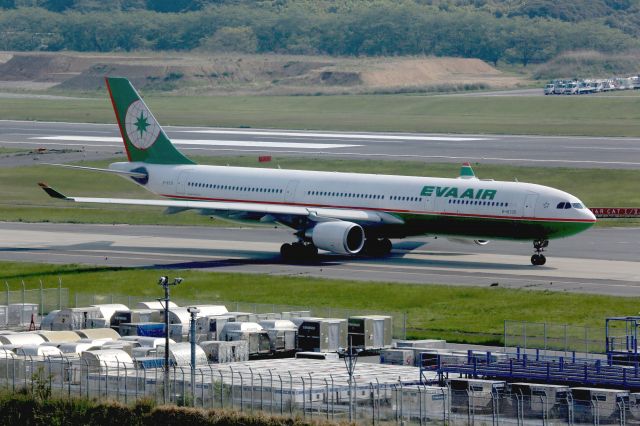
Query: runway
xmin=1 ymin=222 xmax=638 ymax=296
xmin=1 ymin=120 xmax=640 ymax=169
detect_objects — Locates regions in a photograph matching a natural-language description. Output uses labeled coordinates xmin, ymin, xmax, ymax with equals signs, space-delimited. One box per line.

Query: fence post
xmin=58 ymin=277 xmax=62 ymax=309
xmin=4 ymin=281 xmax=8 ymax=306
xmin=301 ymin=376 xmax=306 ymax=418
xmin=403 ymin=312 xmax=407 ymax=340
xmin=39 ymin=280 xmax=43 ymax=316
xmin=308 ymin=372 xmax=313 ymax=419
xmin=324 ymin=378 xmax=329 ymax=421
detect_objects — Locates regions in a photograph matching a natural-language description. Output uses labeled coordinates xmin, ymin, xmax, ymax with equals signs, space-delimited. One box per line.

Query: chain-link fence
xmin=504 ymin=320 xmax=604 ymax=357
xmin=0 ymin=355 xmax=635 ymax=425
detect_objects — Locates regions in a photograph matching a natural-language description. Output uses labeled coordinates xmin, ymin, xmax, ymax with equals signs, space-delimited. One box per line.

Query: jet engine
xmin=447 ymin=238 xmax=490 ymax=246
xmin=308 ymin=221 xmax=365 ymax=254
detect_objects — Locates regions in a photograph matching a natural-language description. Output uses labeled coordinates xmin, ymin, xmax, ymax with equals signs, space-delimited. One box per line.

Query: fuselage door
xmin=285 ymin=180 xmax=299 ymax=202
xmin=524 ymin=193 xmax=538 ymax=218
xmin=176 ymin=171 xmax=192 ymax=195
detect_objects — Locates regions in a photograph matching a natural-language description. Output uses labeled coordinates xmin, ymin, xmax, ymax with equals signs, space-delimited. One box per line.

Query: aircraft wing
xmin=38 ymin=183 xmax=404 ymax=225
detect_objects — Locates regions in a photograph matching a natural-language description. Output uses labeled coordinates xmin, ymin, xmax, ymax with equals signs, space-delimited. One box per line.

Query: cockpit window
xmin=556 ymin=202 xmax=565 ymax=209
xmin=572 ymin=203 xmax=584 ymax=209
xmin=564 ymin=203 xmax=571 ymax=209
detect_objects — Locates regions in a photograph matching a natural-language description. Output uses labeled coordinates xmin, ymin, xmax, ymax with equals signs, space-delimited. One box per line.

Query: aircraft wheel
xmin=280 ymin=243 xmax=293 ymax=260
xmin=531 ymin=254 xmax=540 ymax=266
xmin=380 ymin=238 xmax=392 ymax=255
xmin=538 ymin=254 xmax=546 ymax=265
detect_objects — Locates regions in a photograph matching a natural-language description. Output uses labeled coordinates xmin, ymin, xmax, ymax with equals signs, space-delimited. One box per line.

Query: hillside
xmin=0 ymin=1 xmax=637 ymax=69
xmin=0 ymin=52 xmax=526 ymax=95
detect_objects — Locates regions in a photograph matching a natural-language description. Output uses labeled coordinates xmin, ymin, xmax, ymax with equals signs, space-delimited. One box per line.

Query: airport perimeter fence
xmin=504 ymin=320 xmax=604 ymax=358
xmin=1 ymin=280 xmax=69 ymax=327
xmin=0 ymin=356 xmax=634 ymax=425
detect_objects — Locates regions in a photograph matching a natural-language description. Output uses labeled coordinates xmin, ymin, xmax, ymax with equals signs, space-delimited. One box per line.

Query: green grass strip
xmin=1 ymin=261 xmax=635 ymax=345
xmin=3 ymin=93 xmax=640 ymax=136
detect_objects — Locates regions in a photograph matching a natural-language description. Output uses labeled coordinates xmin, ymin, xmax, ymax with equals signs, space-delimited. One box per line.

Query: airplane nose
xmin=585 ymin=208 xmax=597 ymax=222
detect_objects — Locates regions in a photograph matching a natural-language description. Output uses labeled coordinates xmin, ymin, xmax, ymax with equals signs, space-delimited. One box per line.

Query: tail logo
xmin=124 ymin=100 xmax=161 ymax=150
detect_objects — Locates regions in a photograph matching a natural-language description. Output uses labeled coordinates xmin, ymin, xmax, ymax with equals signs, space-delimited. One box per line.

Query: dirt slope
xmin=0 ymin=52 xmax=525 ymax=94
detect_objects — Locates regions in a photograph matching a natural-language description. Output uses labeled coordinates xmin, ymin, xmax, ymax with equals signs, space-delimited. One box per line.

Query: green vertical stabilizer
xmin=105 ymin=77 xmax=195 ymax=165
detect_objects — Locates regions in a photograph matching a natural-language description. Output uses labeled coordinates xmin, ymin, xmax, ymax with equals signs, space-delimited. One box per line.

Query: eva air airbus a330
xmin=40 ymin=77 xmax=596 ymax=265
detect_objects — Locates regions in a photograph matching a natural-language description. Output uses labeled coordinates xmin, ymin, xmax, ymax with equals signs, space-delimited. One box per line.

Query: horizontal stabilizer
xmin=38 ymin=182 xmax=69 ymax=200
xmin=42 ymin=163 xmax=148 ymax=179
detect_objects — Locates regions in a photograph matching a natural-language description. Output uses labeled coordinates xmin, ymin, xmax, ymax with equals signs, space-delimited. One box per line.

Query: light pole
xmin=342 ymin=336 xmax=360 ymax=422
xmin=187 ymin=306 xmax=200 ymax=407
xmin=158 ymin=275 xmax=182 ymax=404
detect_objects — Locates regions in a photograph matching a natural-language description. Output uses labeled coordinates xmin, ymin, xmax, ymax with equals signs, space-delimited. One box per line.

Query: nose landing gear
xmin=531 ymin=239 xmax=549 ymax=265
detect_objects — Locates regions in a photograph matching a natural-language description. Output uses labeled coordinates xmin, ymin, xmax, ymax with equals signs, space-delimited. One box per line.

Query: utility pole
xmin=188 ymin=306 xmax=200 ymax=407
xmin=158 ymin=276 xmax=182 ymax=404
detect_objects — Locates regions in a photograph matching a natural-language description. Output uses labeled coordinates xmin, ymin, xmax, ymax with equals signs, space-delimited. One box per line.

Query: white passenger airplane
xmin=40 ymin=77 xmax=596 ymax=265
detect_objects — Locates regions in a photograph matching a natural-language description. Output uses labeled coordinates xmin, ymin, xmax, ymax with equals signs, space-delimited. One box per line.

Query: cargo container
xmin=75 ymin=328 xmax=120 ymax=341
xmin=58 ymin=342 xmax=103 ymax=355
xmin=51 ymin=307 xmax=103 ymax=331
xmin=399 ymin=385 xmax=448 ymax=419
xmin=156 ymin=342 xmax=207 ymax=366
xmin=0 ymin=305 xmax=7 ymax=327
xmin=295 ymin=317 xmax=347 ymax=352
xmin=167 ymin=306 xmax=229 ymax=338
xmin=380 ymin=348 xmax=414 ymax=366
xmin=448 ymin=378 xmax=506 ymax=414
xmin=571 ymin=387 xmax=629 ymax=422
xmin=39 ymin=310 xmax=60 ymax=331
xmin=199 ymin=340 xmax=249 ymax=363
xmin=135 ymin=357 xmax=166 ymax=369
xmin=259 ymin=319 xmax=297 ymax=353
xmin=219 ymin=322 xmax=270 ymax=356
xmin=35 ymin=330 xmax=82 ymax=343
xmin=347 ymin=315 xmax=392 ymax=350
xmin=196 ymin=314 xmax=236 ymax=341
xmin=169 ymin=323 xmax=185 ymax=342
xmin=118 ymin=322 xmax=165 ymax=338
xmin=120 ymin=336 xmax=172 ymax=348
xmin=15 ymin=344 xmax=64 ymax=357
xmin=110 ymin=309 xmax=155 ymax=330
xmin=81 ymin=349 xmax=133 ymax=370
xmin=0 ymin=333 xmax=46 ymax=346
xmin=509 ymin=383 xmax=570 ymax=417
xmin=90 ymin=304 xmax=128 ymax=325
xmin=395 ymin=339 xmax=446 ymax=349
xmin=225 ymin=312 xmax=255 ymax=322
xmin=8 ymin=303 xmax=38 ymax=326
xmin=135 ymin=301 xmax=178 ymax=310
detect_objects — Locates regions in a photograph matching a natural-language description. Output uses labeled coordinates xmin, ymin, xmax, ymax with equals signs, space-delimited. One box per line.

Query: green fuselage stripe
xmin=393 ymin=212 xmax=593 ymax=240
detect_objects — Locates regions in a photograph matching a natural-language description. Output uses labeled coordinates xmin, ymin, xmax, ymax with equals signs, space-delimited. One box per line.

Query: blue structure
xmin=427 ymin=350 xmax=640 ymax=390
xmin=606 ymin=316 xmax=640 ymax=365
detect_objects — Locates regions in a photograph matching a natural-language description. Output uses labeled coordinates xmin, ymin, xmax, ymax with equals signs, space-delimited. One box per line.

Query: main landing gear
xmin=531 ymin=239 xmax=549 ymax=266
xmin=280 ymin=241 xmax=318 ymax=262
xmin=363 ymin=238 xmax=393 ymax=257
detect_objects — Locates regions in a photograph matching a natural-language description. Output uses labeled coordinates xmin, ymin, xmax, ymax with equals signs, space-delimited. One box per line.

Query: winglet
xmin=38 ymin=182 xmax=70 ymax=200
xmin=459 ymin=162 xmax=477 ymax=180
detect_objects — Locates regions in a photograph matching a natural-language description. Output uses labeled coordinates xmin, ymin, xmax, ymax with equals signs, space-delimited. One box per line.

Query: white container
xmin=259 ymin=319 xmax=297 ymax=352
xmin=75 ymin=328 xmax=120 ymax=341
xmin=380 ymin=349 xmax=414 ymax=366
xmin=136 ymin=301 xmax=178 ymax=310
xmin=90 ymin=304 xmax=128 ymax=325
xmin=156 ymin=342 xmax=207 ymax=366
xmin=15 ymin=344 xmax=64 ymax=357
xmin=81 ymin=349 xmax=133 ymax=370
xmin=0 ymin=305 xmax=7 ymax=327
xmin=0 ymin=333 xmax=46 ymax=346
xmin=51 ymin=307 xmax=103 ymax=331
xmin=199 ymin=340 xmax=249 ymax=363
xmin=219 ymin=322 xmax=270 ymax=355
xmin=395 ymin=339 xmax=447 ymax=349
xmin=35 ymin=330 xmax=82 ymax=343
xmin=8 ymin=303 xmax=38 ymax=326
xmin=40 ymin=310 xmax=60 ymax=331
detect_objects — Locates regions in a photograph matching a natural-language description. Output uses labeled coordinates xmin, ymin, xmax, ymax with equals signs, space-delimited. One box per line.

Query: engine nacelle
xmin=448 ymin=238 xmax=490 ymax=246
xmin=308 ymin=221 xmax=365 ymax=255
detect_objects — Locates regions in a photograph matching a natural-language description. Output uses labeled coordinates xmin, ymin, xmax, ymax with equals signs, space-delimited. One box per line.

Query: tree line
xmin=0 ymin=1 xmax=638 ymax=66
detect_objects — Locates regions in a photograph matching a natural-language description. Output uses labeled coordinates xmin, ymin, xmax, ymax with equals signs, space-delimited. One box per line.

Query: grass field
xmin=1 ymin=261 xmax=635 ymax=344
xmin=3 ymin=92 xmax=640 ymax=136
xmin=2 ymin=156 xmax=638 ymax=226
